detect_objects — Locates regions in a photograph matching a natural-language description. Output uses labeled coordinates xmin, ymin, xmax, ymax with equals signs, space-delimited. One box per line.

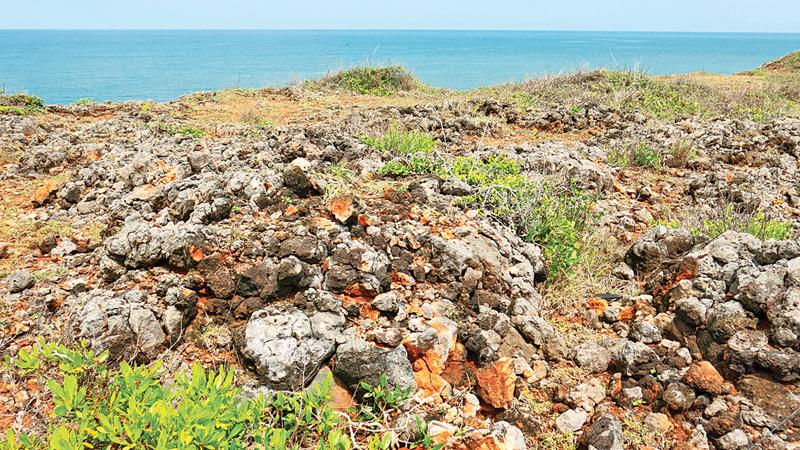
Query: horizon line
xmin=2 ymin=27 xmax=800 ymax=34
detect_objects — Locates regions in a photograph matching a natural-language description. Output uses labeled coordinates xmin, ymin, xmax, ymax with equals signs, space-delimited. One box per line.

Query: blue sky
xmin=1 ymin=0 xmax=799 ymax=32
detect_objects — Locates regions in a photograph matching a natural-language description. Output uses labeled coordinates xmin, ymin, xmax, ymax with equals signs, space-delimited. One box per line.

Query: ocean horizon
xmin=2 ymin=29 xmax=800 ymax=104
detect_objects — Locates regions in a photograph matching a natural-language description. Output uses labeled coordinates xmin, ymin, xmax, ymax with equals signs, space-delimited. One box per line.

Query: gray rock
xmin=128 ymin=306 xmax=166 ymax=355
xmin=663 ymin=382 xmax=696 ymax=411
xmin=5 ymin=270 xmax=34 ymax=293
xmin=332 ymin=339 xmax=416 ymax=395
xmin=675 ymin=297 xmax=707 ymax=327
xmin=555 ymin=408 xmax=588 ymax=433
xmin=283 ymin=158 xmax=318 ymax=196
xmin=441 ymin=179 xmax=471 ymax=196
xmin=240 ymin=306 xmax=337 ymax=390
xmin=489 ymin=421 xmax=527 ymax=450
xmin=629 ymin=321 xmax=662 ymax=344
xmin=105 ymin=221 xmax=205 ymax=270
xmin=580 ymin=414 xmax=624 ymax=450
xmin=279 ymin=236 xmax=327 ymax=264
xmin=707 ymin=301 xmax=755 ymax=343
xmin=574 ymin=341 xmax=612 ymax=373
xmin=512 ymin=315 xmax=567 ymax=360
xmin=716 ymin=429 xmax=749 ymax=450
xmin=610 ymin=340 xmax=660 ymax=377
xmin=372 ymin=291 xmax=400 ymax=313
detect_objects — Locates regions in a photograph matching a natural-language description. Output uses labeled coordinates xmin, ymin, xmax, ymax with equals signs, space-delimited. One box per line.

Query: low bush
xmin=154 ymin=122 xmax=205 ymax=139
xmin=311 ymin=66 xmax=420 ymax=96
xmin=71 ymin=98 xmax=96 ymax=107
xmin=0 ymin=93 xmax=45 ymax=115
xmin=3 ymin=340 xmax=439 ymax=450
xmin=364 ymin=128 xmax=595 ymax=279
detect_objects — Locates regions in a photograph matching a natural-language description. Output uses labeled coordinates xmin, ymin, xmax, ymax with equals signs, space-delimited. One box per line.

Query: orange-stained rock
xmin=618 ymin=306 xmax=635 ymax=322
xmin=31 ymin=178 xmax=61 ymax=205
xmin=329 ymin=377 xmax=355 ymax=411
xmin=328 ymin=195 xmax=356 ymax=223
xmin=587 ymin=297 xmax=609 ymax=315
xmin=684 ymin=361 xmax=730 ymax=395
xmin=475 ymin=357 xmax=516 ymax=409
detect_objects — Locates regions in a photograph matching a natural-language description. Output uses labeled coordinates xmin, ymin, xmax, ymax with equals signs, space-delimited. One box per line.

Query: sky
xmin=1 ymin=0 xmax=799 ymax=32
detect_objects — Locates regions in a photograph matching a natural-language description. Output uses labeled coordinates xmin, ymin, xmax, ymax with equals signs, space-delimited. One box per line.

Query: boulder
xmin=240 ymin=306 xmax=338 ymax=390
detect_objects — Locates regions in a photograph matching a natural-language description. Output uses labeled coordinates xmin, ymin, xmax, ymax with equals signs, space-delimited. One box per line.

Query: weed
xmin=358 ymin=373 xmax=412 ymax=421
xmin=536 ymin=431 xmax=577 ymax=450
xmin=541 ymin=231 xmax=630 ymax=316
xmin=361 ymin=126 xmax=438 ymax=156
xmin=605 ymin=70 xmax=703 ymax=119
xmin=622 ymin=412 xmax=660 ymax=448
xmin=311 ymin=66 xmax=420 ymax=96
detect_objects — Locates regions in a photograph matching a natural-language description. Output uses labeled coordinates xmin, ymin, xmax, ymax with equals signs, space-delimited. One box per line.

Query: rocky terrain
xmin=2 ymin=55 xmax=800 ymax=449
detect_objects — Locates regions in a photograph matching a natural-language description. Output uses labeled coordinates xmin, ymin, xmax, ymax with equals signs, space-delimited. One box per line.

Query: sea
xmin=2 ymin=30 xmax=800 ymax=104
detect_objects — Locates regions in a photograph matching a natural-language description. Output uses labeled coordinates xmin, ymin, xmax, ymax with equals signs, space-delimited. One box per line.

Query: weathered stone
xmin=332 ymin=339 xmax=416 ymax=395
xmin=663 ymin=382 xmax=696 ymax=411
xmin=683 ymin=361 xmax=729 ymax=395
xmin=5 ymin=270 xmax=34 ymax=293
xmin=610 ymin=340 xmax=660 ymax=377
xmin=556 ymin=408 xmax=588 ymax=433
xmin=574 ymin=341 xmax=612 ymax=373
xmin=580 ymin=414 xmax=624 ymax=450
xmin=240 ymin=306 xmax=338 ymax=390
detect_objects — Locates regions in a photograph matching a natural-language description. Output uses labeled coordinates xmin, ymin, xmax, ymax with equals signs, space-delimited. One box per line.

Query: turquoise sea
xmin=2 ymin=30 xmax=800 ymax=104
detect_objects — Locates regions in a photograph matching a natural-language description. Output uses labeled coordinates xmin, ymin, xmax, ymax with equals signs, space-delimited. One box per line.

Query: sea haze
xmin=2 ymin=30 xmax=800 ymax=104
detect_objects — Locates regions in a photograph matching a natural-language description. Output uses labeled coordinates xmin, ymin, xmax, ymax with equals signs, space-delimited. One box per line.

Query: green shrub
xmin=4 ymin=340 xmax=438 ymax=450
xmin=72 ymin=98 xmax=96 ymax=107
xmin=311 ymin=66 xmax=420 ymax=96
xmin=364 ymin=129 xmax=595 ymax=279
xmin=154 ymin=122 xmax=205 ymax=139
xmin=0 ymin=93 xmax=45 ymax=115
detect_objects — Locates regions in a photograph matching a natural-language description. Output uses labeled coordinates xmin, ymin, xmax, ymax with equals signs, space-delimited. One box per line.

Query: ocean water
xmin=2 ymin=30 xmax=800 ymax=104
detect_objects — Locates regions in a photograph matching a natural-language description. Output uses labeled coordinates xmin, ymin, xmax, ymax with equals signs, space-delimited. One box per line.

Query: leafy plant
xmin=154 ymin=122 xmax=205 ymax=139
xmin=608 ymin=142 xmax=662 ymax=169
xmin=6 ymin=341 xmax=441 ymax=450
xmin=358 ymin=373 xmax=412 ymax=421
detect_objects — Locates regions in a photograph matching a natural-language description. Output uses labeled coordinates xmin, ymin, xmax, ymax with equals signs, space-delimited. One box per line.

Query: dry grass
xmin=540 ymin=230 xmax=631 ymax=317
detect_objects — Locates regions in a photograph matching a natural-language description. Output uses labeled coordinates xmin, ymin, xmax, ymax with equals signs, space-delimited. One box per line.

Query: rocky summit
xmin=2 ymin=58 xmax=800 ymax=449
